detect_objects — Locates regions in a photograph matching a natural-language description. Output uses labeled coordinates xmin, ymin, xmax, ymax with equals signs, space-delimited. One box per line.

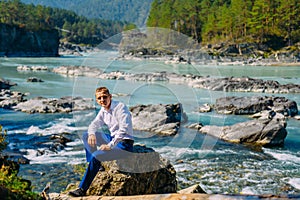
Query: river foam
xmin=263 ymin=148 xmax=300 ymax=164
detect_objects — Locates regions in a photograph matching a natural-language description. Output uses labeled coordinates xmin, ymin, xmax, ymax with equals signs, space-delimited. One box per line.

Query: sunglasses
xmin=96 ymin=95 xmax=109 ymax=100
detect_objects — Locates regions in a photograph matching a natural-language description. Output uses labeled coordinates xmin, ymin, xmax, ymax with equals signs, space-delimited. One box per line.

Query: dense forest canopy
xmin=0 ymin=0 xmax=134 ymax=45
xmin=2 ymin=0 xmax=299 ymax=50
xmin=21 ymin=0 xmax=153 ymax=27
xmin=147 ymin=0 xmax=300 ymax=49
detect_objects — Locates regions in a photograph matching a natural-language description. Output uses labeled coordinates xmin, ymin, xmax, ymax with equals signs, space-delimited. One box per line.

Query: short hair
xmin=95 ymin=87 xmax=110 ymax=94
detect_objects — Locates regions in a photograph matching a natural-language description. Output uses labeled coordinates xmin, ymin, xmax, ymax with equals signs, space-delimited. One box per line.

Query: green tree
xmin=249 ymin=0 xmax=279 ymax=42
xmin=62 ymin=20 xmax=72 ymax=38
xmin=182 ymin=0 xmax=202 ymax=42
xmin=217 ymin=4 xmax=232 ymax=40
xmin=277 ymin=0 xmax=300 ymax=45
xmin=229 ymin=0 xmax=252 ymax=40
xmin=147 ymin=0 xmax=174 ymax=29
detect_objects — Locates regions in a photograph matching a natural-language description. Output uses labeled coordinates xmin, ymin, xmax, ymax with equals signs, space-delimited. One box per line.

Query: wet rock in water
xmin=214 ymin=96 xmax=298 ymax=117
xmin=0 ymin=78 xmax=17 ymax=89
xmin=27 ymin=77 xmax=44 ymax=82
xmin=1 ymin=151 xmax=30 ymax=164
xmin=50 ymin=133 xmax=72 ymax=146
xmin=17 ymin=65 xmax=48 ymax=71
xmin=0 ymin=89 xmax=26 ymax=109
xmin=199 ymin=103 xmax=212 ymax=113
xmin=12 ymin=96 xmax=95 ymax=113
xmin=187 ymin=123 xmax=203 ymax=130
xmin=199 ymin=112 xmax=287 ymax=147
xmin=52 ymin=66 xmax=102 ymax=77
xmin=130 ymin=103 xmax=187 ymax=136
xmin=294 ymin=115 xmax=300 ymax=120
xmin=99 ymin=71 xmax=169 ymax=81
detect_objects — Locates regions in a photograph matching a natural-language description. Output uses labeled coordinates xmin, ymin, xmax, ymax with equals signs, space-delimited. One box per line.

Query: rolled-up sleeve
xmin=88 ymin=111 xmax=104 ymax=136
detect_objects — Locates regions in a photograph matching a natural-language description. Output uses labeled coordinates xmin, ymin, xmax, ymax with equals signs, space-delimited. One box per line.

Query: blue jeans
xmin=79 ymin=131 xmax=133 ymax=191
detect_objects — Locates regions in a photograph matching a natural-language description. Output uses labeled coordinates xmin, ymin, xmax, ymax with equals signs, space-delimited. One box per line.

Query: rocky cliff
xmin=0 ymin=23 xmax=59 ymax=57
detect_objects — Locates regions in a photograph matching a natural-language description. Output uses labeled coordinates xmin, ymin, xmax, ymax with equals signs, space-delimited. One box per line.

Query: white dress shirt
xmin=88 ymin=100 xmax=133 ymax=148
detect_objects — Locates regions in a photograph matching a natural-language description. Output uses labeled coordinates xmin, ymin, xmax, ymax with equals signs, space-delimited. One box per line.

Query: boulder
xmin=186 ymin=123 xmax=203 ymax=130
xmin=70 ymin=144 xmax=177 ymax=196
xmin=0 ymin=90 xmax=26 ymax=109
xmin=59 ymin=42 xmax=84 ymax=56
xmin=199 ymin=112 xmax=287 ymax=147
xmin=99 ymin=71 xmax=169 ymax=82
xmin=17 ymin=65 xmax=48 ymax=71
xmin=0 ymin=78 xmax=17 ymax=90
xmin=294 ymin=115 xmax=300 ymax=120
xmin=130 ymin=103 xmax=187 ymax=136
xmin=58 ymin=42 xmax=98 ymax=56
xmin=214 ymin=96 xmax=298 ymax=117
xmin=1 ymin=151 xmax=30 ymax=165
xmin=199 ymin=103 xmax=212 ymax=113
xmin=52 ymin=66 xmax=102 ymax=77
xmin=12 ymin=96 xmax=94 ymax=113
xmin=190 ymin=76 xmax=300 ymax=93
xmin=27 ymin=77 xmax=44 ymax=82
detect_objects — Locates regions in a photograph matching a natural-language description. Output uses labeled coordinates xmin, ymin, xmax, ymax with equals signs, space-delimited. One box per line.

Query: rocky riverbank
xmin=118 ymin=29 xmax=300 ymax=66
xmin=58 ymin=42 xmax=101 ymax=57
xmin=52 ymin=66 xmax=300 ymax=94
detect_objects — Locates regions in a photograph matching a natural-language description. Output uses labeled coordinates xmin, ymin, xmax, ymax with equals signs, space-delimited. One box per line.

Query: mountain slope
xmin=21 ymin=0 xmax=153 ymax=27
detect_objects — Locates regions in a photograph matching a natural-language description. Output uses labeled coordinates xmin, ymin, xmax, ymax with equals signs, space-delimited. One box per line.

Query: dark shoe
xmin=68 ymin=188 xmax=86 ymax=197
xmin=99 ymin=163 xmax=105 ymax=171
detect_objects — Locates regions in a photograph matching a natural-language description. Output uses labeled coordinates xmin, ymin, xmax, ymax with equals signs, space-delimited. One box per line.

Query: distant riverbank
xmin=118 ymin=29 xmax=300 ymax=67
xmin=118 ymin=46 xmax=300 ymax=67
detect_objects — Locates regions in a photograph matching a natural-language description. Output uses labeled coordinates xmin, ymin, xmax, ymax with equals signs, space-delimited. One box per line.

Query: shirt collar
xmin=102 ymin=100 xmax=117 ymax=113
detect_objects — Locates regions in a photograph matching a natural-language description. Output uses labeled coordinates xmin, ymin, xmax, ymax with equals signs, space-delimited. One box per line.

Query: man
xmin=69 ymin=87 xmax=134 ymax=197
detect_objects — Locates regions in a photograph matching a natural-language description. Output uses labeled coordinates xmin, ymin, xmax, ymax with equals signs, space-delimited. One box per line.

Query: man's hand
xmin=99 ymin=144 xmax=111 ymax=151
xmin=88 ymin=134 xmax=97 ymax=147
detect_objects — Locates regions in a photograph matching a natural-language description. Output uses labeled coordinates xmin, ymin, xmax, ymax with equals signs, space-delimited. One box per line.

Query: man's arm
xmin=87 ymin=111 xmax=103 ymax=147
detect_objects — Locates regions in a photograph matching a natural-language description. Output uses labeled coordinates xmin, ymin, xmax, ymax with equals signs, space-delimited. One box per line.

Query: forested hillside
xmin=0 ymin=0 xmax=131 ymax=45
xmin=147 ymin=0 xmax=300 ymax=50
xmin=21 ymin=0 xmax=153 ymax=27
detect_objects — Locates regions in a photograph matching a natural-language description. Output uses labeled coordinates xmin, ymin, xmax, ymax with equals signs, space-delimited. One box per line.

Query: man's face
xmin=96 ymin=91 xmax=112 ymax=110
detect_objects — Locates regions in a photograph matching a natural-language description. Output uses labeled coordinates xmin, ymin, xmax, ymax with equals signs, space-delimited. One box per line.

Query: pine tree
xmin=229 ymin=0 xmax=252 ymax=41
xmin=277 ymin=0 xmax=300 ymax=45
